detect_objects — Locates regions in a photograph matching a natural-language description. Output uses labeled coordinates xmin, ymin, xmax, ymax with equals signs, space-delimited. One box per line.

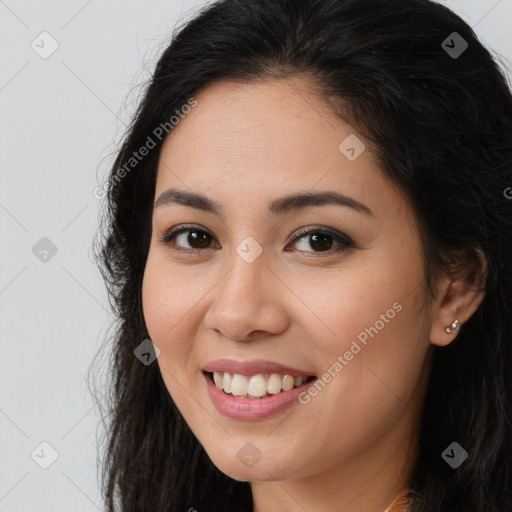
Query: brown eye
xmin=159 ymin=224 xmax=354 ymax=256
xmin=183 ymin=230 xmax=212 ymax=249
xmin=160 ymin=225 xmax=218 ymax=251
xmin=287 ymin=227 xmax=354 ymax=254
xmin=305 ymin=233 xmax=333 ymax=252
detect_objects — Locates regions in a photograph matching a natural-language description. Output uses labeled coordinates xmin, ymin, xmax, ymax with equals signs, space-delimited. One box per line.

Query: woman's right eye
xmin=158 ymin=225 xmax=219 ymax=253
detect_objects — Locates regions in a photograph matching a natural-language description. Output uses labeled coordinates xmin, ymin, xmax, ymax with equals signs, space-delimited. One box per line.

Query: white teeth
xmin=266 ymin=373 xmax=282 ymax=394
xmin=213 ymin=371 xmax=223 ymax=388
xmin=248 ymin=375 xmax=267 ymax=397
xmin=223 ymin=373 xmax=232 ymax=393
xmin=211 ymin=371 xmax=312 ymax=397
xmin=282 ymin=375 xmax=294 ymax=391
xmin=230 ymin=374 xmax=248 ymax=396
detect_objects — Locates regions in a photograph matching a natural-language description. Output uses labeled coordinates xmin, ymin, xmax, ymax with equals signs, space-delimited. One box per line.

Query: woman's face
xmin=142 ymin=78 xmax=434 ymax=485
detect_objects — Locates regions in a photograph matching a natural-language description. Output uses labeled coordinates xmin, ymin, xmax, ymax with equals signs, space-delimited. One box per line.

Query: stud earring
xmin=445 ymin=319 xmax=460 ymax=334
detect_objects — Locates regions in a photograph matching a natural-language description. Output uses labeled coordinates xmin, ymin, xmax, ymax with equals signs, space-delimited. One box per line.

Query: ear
xmin=429 ymin=248 xmax=487 ymax=347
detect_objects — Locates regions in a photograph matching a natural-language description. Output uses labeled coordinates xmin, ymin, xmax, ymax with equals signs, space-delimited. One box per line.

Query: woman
xmin=93 ymin=0 xmax=512 ymax=510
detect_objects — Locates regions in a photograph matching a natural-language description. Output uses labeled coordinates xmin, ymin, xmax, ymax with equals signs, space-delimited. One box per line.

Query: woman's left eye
xmin=158 ymin=225 xmax=354 ymax=255
xmin=287 ymin=227 xmax=355 ymax=254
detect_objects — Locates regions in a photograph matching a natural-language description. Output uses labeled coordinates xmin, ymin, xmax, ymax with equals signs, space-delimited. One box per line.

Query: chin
xmin=206 ymin=449 xmax=298 ymax=482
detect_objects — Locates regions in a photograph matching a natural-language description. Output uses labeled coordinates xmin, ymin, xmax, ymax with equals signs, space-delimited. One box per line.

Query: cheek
xmin=294 ymin=293 xmax=429 ymax=470
xmin=292 ymin=255 xmax=420 ymax=353
xmin=141 ymin=248 xmax=203 ymax=343
xmin=141 ymin=254 xmax=196 ymax=393
xmin=141 ymin=254 xmax=203 ymax=408
xmin=296 ymin=240 xmax=430 ymax=411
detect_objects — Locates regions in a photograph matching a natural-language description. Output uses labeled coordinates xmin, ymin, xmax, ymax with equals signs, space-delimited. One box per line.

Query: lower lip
xmin=203 ymin=371 xmax=317 ymax=420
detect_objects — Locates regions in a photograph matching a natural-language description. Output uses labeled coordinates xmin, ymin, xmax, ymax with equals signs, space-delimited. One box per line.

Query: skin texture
xmin=141 ymin=78 xmax=485 ymax=512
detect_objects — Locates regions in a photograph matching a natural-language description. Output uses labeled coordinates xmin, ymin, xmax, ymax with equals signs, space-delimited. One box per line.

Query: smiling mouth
xmin=204 ymin=370 xmax=317 ymax=399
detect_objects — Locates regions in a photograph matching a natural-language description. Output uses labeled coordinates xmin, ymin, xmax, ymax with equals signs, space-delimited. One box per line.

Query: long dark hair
xmin=92 ymin=0 xmax=512 ymax=510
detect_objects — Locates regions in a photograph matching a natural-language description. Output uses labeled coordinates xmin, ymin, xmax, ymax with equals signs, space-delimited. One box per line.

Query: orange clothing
xmin=384 ymin=488 xmax=421 ymax=512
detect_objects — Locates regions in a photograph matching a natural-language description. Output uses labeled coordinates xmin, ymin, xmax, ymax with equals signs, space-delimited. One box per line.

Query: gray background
xmin=1 ymin=1 xmax=511 ymax=510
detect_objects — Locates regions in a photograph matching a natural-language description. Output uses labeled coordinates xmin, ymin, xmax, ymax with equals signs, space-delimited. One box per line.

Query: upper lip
xmin=202 ymin=358 xmax=316 ymax=377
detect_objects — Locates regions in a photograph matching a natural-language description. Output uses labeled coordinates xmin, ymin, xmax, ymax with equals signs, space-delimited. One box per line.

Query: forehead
xmin=159 ymin=78 xmax=372 ymax=167
xmin=155 ymin=78 xmax=406 ymax=221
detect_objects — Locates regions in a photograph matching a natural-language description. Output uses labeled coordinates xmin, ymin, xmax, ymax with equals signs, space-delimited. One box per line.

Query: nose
xmin=203 ymin=247 xmax=289 ymax=342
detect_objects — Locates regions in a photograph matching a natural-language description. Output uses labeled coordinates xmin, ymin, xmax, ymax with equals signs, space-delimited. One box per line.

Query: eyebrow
xmin=154 ymin=188 xmax=374 ymax=217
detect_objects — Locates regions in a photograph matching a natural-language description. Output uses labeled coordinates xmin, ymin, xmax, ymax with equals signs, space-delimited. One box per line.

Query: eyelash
xmin=157 ymin=224 xmax=355 ymax=256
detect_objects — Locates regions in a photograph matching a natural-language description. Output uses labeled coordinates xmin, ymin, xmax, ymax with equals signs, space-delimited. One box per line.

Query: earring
xmin=445 ymin=319 xmax=460 ymax=334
